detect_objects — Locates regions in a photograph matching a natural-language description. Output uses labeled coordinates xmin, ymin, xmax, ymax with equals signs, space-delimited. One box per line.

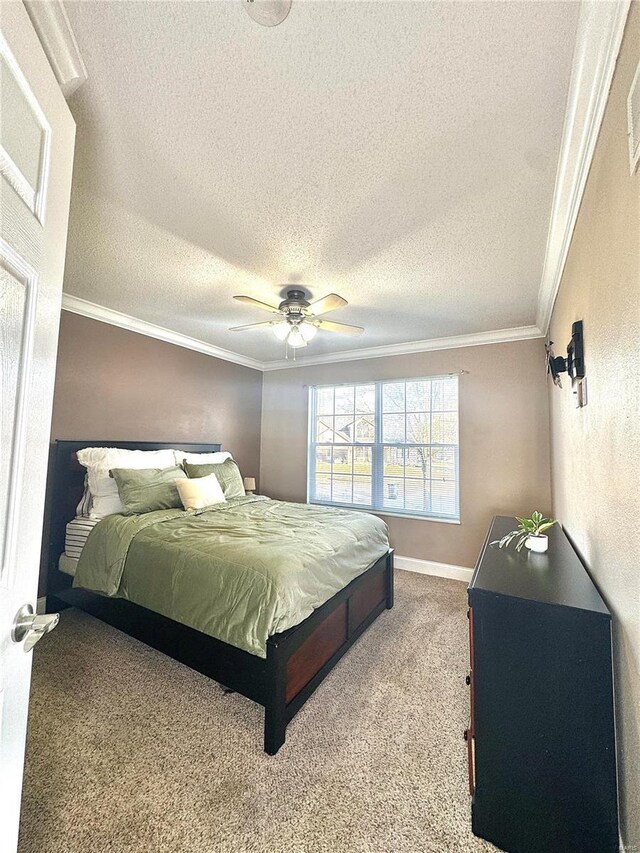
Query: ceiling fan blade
xmin=234 ymin=295 xmax=281 ymax=314
xmin=314 ymin=319 xmax=364 ymax=336
xmin=307 ymin=293 xmax=348 ymax=316
xmin=229 ymin=321 xmax=278 ymax=332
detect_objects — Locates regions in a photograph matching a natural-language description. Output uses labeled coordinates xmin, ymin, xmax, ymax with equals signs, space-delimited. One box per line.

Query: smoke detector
xmin=242 ymin=0 xmax=292 ymax=27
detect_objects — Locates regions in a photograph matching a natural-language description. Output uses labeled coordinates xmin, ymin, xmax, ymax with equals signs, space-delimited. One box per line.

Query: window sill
xmin=308 ymin=500 xmax=460 ymax=524
xmin=374 ymin=510 xmax=460 ymax=525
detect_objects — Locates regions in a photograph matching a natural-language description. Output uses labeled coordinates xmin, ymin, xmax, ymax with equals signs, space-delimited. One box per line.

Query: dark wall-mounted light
xmin=566 ymin=320 xmax=585 ymax=383
xmin=546 ymin=321 xmax=586 ymax=406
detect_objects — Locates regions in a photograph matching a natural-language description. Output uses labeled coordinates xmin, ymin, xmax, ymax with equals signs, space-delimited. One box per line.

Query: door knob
xmin=11 ymin=604 xmax=59 ymax=652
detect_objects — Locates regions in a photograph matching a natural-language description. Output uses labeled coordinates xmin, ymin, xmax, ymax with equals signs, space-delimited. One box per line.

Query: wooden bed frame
xmin=45 ymin=440 xmax=394 ymax=754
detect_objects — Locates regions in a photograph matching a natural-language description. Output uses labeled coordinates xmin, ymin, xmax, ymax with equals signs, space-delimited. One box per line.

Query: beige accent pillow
xmin=174 ymin=472 xmax=226 ymax=511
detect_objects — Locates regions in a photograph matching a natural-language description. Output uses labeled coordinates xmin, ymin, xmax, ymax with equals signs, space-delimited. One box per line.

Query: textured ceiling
xmin=62 ymin=0 xmax=579 ymax=362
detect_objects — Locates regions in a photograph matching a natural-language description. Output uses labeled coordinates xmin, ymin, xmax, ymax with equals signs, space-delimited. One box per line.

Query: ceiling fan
xmin=229 ymin=289 xmax=364 ymax=349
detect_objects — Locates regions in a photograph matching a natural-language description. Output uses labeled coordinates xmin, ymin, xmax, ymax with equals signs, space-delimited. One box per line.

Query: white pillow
xmin=174 ymin=472 xmax=226 ymax=511
xmin=178 ymin=450 xmax=232 ymax=466
xmin=75 ymin=474 xmax=93 ymax=517
xmin=76 ymin=447 xmax=176 ymax=518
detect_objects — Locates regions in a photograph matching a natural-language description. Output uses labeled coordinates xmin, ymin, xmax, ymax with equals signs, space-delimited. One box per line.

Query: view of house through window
xmin=308 ymin=376 xmax=459 ymax=520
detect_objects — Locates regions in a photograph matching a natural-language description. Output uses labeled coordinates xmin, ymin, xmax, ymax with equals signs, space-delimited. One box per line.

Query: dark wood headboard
xmin=45 ymin=440 xmax=221 ymax=595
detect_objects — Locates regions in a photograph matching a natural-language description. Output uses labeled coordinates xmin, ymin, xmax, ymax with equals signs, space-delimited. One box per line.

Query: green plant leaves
xmin=514 ymin=533 xmax=529 ymax=552
xmin=491 ymin=511 xmax=557 ymax=551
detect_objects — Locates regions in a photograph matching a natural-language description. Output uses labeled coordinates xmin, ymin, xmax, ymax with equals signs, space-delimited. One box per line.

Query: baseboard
xmin=395 ymin=555 xmax=473 ymax=583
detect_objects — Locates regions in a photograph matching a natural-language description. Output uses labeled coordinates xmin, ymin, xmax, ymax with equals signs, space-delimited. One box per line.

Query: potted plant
xmin=492 ymin=511 xmax=557 ymax=554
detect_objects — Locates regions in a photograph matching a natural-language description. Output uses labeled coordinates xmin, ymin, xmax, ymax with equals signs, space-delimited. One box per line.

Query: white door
xmin=0 ymin=2 xmax=75 ymax=849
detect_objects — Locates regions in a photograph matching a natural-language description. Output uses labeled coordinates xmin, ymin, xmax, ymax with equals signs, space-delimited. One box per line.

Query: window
xmin=308 ymin=376 xmax=459 ymax=521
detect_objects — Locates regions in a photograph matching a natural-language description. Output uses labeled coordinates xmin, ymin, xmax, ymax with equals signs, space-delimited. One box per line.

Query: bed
xmin=45 ymin=440 xmax=394 ymax=754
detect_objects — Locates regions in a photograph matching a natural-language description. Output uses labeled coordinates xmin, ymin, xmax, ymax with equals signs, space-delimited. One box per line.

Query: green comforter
xmin=74 ymin=496 xmax=389 ymax=658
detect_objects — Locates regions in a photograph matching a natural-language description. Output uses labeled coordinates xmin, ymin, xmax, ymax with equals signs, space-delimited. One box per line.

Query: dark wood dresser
xmin=467 ymin=516 xmax=618 ymax=853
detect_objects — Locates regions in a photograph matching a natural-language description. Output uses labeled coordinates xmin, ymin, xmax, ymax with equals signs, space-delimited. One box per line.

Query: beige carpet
xmin=19 ymin=572 xmax=497 ymax=853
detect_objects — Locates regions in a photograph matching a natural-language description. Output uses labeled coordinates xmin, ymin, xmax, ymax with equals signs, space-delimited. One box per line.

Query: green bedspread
xmin=74 ymin=496 xmax=389 ymax=658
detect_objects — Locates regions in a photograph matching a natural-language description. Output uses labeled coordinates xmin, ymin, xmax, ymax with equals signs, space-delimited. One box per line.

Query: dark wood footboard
xmin=264 ymin=548 xmax=394 ymax=753
xmin=48 ymin=549 xmax=394 ymax=754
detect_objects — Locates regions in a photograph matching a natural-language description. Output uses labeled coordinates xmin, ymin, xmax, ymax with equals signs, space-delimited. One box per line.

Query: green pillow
xmin=110 ymin=466 xmax=187 ymax=515
xmin=183 ymin=458 xmax=245 ymax=499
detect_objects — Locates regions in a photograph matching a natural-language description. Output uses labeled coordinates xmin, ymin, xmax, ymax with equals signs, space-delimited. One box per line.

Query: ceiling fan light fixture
xmin=287 ymin=326 xmax=307 ymax=348
xmin=272 ymin=320 xmax=290 ymax=341
xmin=299 ymin=322 xmax=317 ymax=342
xmin=232 ymin=287 xmax=362 ymax=351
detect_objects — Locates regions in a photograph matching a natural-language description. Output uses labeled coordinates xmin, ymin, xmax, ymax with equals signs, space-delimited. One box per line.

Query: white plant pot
xmin=527 ymin=534 xmax=548 ymax=553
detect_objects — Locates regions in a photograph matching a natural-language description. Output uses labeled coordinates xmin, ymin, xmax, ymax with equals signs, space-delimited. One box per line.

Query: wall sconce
xmin=546 ymin=320 xmax=587 ymax=407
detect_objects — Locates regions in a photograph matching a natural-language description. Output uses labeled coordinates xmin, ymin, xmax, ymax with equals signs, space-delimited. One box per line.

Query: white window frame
xmin=307 ymin=375 xmax=460 ymax=522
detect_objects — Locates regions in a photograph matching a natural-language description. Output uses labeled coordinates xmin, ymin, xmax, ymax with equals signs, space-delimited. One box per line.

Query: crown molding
xmin=24 ymin=0 xmax=87 ymax=97
xmin=536 ymin=0 xmax=631 ymax=334
xmin=61 ymin=294 xmax=264 ymax=371
xmin=61 ymin=294 xmax=544 ymax=372
xmin=260 ymin=325 xmax=544 ymax=371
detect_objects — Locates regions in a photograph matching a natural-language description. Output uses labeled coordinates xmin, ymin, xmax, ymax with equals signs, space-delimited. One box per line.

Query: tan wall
xmin=548 ymin=8 xmax=640 ymax=846
xmin=260 ymin=338 xmax=551 ymax=568
xmin=50 ymin=312 xmax=263 ymax=479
